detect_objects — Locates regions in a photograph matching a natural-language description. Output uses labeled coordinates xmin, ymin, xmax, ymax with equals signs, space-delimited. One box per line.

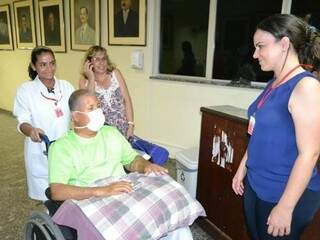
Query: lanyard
xmin=40 ymin=91 xmax=62 ymax=106
xmin=256 ymin=64 xmax=309 ymax=109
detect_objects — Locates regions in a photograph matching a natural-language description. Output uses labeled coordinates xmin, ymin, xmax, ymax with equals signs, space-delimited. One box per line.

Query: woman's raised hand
xmin=83 ymin=60 xmax=95 ymax=82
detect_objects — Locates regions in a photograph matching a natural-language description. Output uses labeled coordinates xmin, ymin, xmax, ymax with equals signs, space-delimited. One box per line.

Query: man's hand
xmin=51 ymin=182 xmax=133 ymax=201
xmin=144 ymin=163 xmax=168 ymax=175
xmin=126 ymin=156 xmax=168 ymax=175
xmin=95 ymin=181 xmax=133 ymax=197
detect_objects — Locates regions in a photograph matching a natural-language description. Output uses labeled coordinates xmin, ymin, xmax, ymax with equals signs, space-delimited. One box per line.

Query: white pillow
xmin=72 ymin=172 xmax=206 ymax=240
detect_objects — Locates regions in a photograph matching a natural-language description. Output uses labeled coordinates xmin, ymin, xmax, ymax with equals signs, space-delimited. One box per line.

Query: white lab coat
xmin=13 ymin=76 xmax=74 ymax=201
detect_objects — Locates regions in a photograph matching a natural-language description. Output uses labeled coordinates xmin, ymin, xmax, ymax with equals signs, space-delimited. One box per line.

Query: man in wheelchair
xmin=42 ymin=89 xmax=175 ymax=239
xmin=25 ymin=89 xmax=203 ymax=239
xmin=48 ymin=89 xmax=168 ymax=202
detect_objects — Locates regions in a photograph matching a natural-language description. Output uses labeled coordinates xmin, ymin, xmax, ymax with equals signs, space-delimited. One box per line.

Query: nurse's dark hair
xmin=68 ymin=89 xmax=95 ymax=111
xmin=256 ymin=14 xmax=320 ymax=72
xmin=28 ymin=46 xmax=55 ymax=80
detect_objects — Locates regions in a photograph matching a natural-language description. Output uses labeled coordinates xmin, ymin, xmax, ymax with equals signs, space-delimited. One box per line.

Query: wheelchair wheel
xmin=23 ymin=211 xmax=65 ymax=240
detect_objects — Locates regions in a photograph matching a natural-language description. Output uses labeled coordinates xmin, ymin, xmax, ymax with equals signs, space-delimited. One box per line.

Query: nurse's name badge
xmin=55 ymin=108 xmax=64 ymax=118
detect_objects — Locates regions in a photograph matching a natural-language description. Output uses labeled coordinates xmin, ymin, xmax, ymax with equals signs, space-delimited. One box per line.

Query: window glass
xmin=159 ymin=0 xmax=210 ymax=77
xmin=291 ymin=0 xmax=320 ymax=30
xmin=212 ymin=0 xmax=282 ymax=83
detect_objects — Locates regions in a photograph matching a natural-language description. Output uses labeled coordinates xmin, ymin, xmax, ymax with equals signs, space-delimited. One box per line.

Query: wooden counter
xmin=196 ymin=105 xmax=320 ymax=240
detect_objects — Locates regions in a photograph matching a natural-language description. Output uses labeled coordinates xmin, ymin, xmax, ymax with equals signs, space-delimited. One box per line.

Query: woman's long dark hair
xmin=28 ymin=46 xmax=55 ymax=80
xmin=257 ymin=14 xmax=320 ymax=72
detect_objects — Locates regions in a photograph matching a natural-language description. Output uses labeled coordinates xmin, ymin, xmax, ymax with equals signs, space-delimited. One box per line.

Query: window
xmin=159 ymin=0 xmax=210 ymax=77
xmin=212 ymin=0 xmax=282 ymax=83
xmin=156 ymin=0 xmax=319 ymax=85
xmin=291 ymin=0 xmax=320 ymax=30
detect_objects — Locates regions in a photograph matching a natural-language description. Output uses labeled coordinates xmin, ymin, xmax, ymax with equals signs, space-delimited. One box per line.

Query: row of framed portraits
xmin=0 ymin=0 xmax=147 ymax=52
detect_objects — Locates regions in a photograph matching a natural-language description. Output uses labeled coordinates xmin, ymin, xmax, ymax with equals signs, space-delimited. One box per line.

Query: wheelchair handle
xmin=39 ymin=133 xmax=50 ymax=156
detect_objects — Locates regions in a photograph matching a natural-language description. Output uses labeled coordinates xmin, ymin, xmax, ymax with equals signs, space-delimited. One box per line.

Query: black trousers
xmin=243 ymin=178 xmax=320 ymax=240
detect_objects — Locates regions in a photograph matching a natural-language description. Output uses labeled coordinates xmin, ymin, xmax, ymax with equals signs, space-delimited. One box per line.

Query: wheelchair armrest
xmin=45 ymin=187 xmax=52 ymax=200
xmin=44 ymin=187 xmax=64 ymax=217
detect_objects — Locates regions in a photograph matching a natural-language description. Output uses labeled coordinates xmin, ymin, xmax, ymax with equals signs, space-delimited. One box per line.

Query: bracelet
xmin=128 ymin=121 xmax=135 ymax=126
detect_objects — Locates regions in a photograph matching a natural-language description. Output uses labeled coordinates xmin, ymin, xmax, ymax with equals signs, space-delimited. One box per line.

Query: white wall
xmin=0 ymin=0 xmax=261 ymax=156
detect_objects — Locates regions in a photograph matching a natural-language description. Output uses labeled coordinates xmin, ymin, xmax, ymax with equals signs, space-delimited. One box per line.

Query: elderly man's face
xmin=78 ymin=95 xmax=99 ymax=113
xmin=73 ymin=95 xmax=100 ymax=126
xmin=121 ymin=0 xmax=132 ymax=10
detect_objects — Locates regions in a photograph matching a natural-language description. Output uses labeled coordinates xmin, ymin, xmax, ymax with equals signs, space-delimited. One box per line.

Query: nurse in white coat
xmin=13 ymin=46 xmax=74 ymax=201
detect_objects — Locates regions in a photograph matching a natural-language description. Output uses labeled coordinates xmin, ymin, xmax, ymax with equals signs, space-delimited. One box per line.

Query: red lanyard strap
xmin=40 ymin=92 xmax=62 ymax=106
xmin=257 ymin=86 xmax=273 ymax=109
xmin=256 ymin=64 xmax=312 ymax=109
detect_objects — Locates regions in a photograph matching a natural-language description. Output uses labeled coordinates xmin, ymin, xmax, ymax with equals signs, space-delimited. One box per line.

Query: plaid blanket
xmin=72 ymin=172 xmax=206 ymax=240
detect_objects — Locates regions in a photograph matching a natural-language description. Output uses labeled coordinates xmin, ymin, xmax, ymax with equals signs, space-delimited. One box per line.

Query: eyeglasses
xmin=91 ymin=56 xmax=107 ymax=63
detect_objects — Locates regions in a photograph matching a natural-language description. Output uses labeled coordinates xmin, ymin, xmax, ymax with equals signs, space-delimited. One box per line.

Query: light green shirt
xmin=48 ymin=126 xmax=137 ymax=186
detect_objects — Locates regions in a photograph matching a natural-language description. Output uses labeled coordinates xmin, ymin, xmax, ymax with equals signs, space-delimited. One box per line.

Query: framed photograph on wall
xmin=39 ymin=0 xmax=66 ymax=52
xmin=70 ymin=0 xmax=100 ymax=51
xmin=108 ymin=0 xmax=146 ymax=46
xmin=13 ymin=0 xmax=36 ymax=49
xmin=0 ymin=4 xmax=14 ymax=50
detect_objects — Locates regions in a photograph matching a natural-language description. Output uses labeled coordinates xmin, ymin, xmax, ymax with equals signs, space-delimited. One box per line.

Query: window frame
xmin=152 ymin=0 xmax=292 ymax=88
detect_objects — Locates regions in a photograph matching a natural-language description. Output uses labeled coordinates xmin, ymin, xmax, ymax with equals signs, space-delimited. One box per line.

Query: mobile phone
xmin=86 ymin=58 xmax=94 ymax=71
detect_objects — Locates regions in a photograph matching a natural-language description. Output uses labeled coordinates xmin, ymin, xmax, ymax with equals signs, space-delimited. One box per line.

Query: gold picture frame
xmin=13 ymin=0 xmax=36 ymax=49
xmin=70 ymin=0 xmax=100 ymax=51
xmin=39 ymin=0 xmax=66 ymax=52
xmin=0 ymin=4 xmax=14 ymax=50
xmin=108 ymin=0 xmax=146 ymax=46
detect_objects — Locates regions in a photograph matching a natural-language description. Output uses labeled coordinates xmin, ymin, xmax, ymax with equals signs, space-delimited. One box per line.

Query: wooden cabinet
xmin=196 ymin=105 xmax=320 ymax=240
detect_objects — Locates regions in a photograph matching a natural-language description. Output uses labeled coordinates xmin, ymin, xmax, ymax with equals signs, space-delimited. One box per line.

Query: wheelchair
xmin=23 ymin=134 xmax=77 ymax=240
xmin=23 ymin=134 xmax=171 ymax=240
xmin=23 ymin=188 xmax=77 ymax=240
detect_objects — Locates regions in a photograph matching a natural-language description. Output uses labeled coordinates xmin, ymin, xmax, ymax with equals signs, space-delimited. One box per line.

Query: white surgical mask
xmin=74 ymin=108 xmax=105 ymax=132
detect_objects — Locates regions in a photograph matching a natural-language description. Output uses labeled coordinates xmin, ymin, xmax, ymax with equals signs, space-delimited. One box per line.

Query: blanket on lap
xmin=72 ymin=172 xmax=206 ymax=240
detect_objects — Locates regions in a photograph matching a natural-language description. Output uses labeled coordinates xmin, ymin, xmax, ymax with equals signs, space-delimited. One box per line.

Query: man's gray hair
xmin=68 ymin=89 xmax=93 ymax=111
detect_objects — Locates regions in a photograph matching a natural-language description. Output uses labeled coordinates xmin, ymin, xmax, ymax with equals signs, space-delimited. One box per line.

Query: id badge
xmin=55 ymin=108 xmax=64 ymax=118
xmin=247 ymin=115 xmax=255 ymax=135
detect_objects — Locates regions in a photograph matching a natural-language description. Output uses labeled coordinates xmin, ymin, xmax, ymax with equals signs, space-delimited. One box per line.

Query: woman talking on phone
xmin=13 ymin=46 xmax=74 ymax=201
xmin=79 ymin=45 xmax=134 ymax=138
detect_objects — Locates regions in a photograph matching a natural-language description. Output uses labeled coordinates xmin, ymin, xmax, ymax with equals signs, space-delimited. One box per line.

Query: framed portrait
xmin=39 ymin=0 xmax=66 ymax=52
xmin=108 ymin=0 xmax=146 ymax=46
xmin=70 ymin=0 xmax=100 ymax=51
xmin=0 ymin=5 xmax=14 ymax=50
xmin=13 ymin=0 xmax=36 ymax=49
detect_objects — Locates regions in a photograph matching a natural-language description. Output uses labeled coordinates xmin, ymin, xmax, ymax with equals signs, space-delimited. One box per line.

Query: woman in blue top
xmin=232 ymin=14 xmax=320 ymax=239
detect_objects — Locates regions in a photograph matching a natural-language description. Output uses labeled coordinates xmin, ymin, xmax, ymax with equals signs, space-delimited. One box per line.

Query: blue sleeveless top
xmin=247 ymin=71 xmax=320 ymax=203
